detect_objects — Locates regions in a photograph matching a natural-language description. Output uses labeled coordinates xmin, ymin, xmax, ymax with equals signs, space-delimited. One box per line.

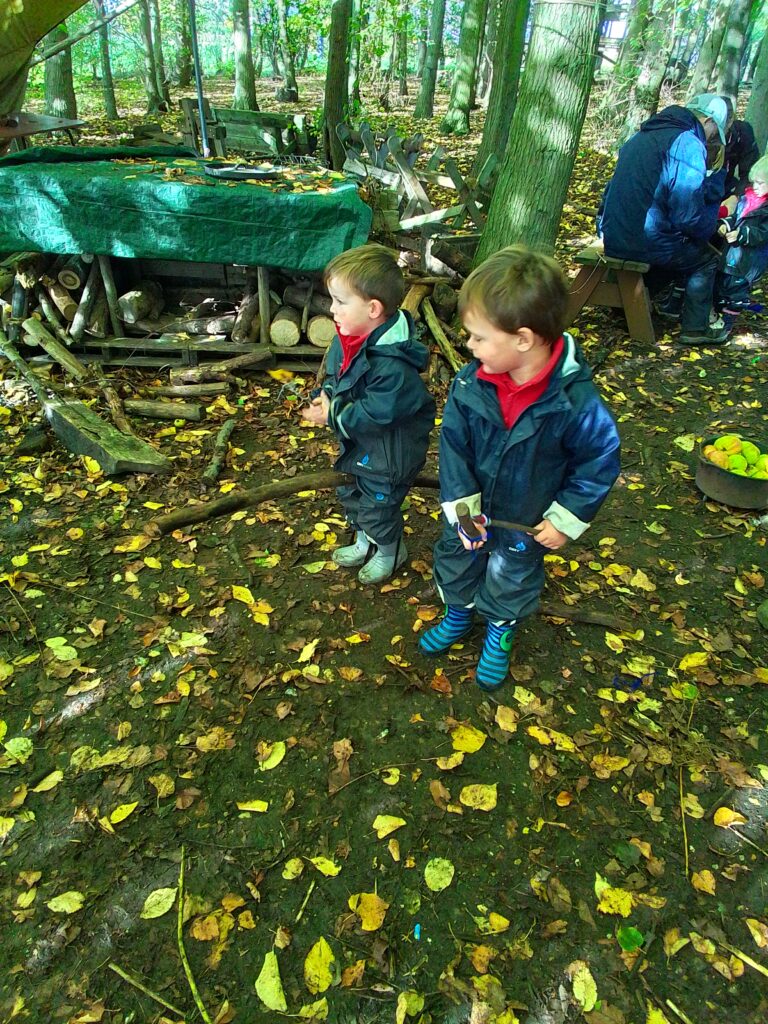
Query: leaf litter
xmin=1 ymin=80 xmax=768 ymax=1024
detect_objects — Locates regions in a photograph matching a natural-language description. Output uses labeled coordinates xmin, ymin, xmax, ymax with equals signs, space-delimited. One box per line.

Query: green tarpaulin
xmin=0 ymin=146 xmax=372 ymax=272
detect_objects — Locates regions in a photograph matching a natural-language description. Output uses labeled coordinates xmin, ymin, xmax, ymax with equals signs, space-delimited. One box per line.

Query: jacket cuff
xmin=441 ymin=492 xmax=482 ymax=525
xmin=544 ymin=501 xmax=590 ymax=539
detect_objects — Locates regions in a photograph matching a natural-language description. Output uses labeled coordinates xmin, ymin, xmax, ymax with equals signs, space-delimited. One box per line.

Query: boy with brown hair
xmin=302 ymin=243 xmax=435 ymax=584
xmin=419 ymin=246 xmax=620 ymax=691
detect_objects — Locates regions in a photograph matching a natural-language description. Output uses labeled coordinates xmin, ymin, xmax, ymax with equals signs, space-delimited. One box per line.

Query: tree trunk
xmin=90 ymin=0 xmax=118 ymax=118
xmin=395 ymin=0 xmax=409 ymax=96
xmin=416 ymin=0 xmax=429 ymax=77
xmin=347 ymin=0 xmax=363 ymax=112
xmin=744 ymin=33 xmax=763 ymax=85
xmin=469 ymin=0 xmax=492 ymax=109
xmin=275 ymin=0 xmax=299 ymax=100
xmin=440 ymin=0 xmax=488 ymax=134
xmin=414 ymin=0 xmax=447 ymax=118
xmin=176 ymin=0 xmax=193 ymax=86
xmin=619 ymin=2 xmax=673 ymax=145
xmin=136 ymin=0 xmax=164 ymax=112
xmin=232 ymin=0 xmax=259 ymax=110
xmin=687 ymin=0 xmax=730 ymax=96
xmin=44 ymin=25 xmax=78 ymax=119
xmin=714 ymin=0 xmax=752 ymax=99
xmin=614 ymin=0 xmax=650 ymax=89
xmin=324 ymin=0 xmax=352 ymax=170
xmin=148 ymin=0 xmax=171 ymax=104
xmin=745 ymin=31 xmax=768 ymax=153
xmin=475 ymin=0 xmax=499 ymax=107
xmin=475 ymin=0 xmax=602 ymax=259
xmin=473 ymin=0 xmax=529 ymax=173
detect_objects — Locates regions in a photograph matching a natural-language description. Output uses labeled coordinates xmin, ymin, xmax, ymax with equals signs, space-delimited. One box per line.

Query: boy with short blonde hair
xmin=302 ymin=244 xmax=435 ymax=584
xmin=419 ymin=246 xmax=621 ymax=691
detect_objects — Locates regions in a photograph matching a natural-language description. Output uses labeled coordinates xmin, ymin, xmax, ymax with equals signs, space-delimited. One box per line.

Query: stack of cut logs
xmin=0 ymin=253 xmax=464 ymax=477
xmin=0 ymin=251 xmax=464 ymax=378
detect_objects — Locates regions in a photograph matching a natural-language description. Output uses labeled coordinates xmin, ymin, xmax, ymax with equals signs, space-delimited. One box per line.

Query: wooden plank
xmin=257 ymin=267 xmax=270 ymax=347
xmin=386 ymin=137 xmax=433 ymax=214
xmin=566 ymin=265 xmax=607 ymax=322
xmin=443 ymin=155 xmax=486 ymax=229
xmin=397 ymin=206 xmax=465 ymax=231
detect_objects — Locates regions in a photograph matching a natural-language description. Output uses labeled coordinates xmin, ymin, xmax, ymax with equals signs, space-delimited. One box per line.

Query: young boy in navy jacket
xmin=302 ymin=244 xmax=435 ymax=584
xmin=419 ymin=247 xmax=620 ymax=691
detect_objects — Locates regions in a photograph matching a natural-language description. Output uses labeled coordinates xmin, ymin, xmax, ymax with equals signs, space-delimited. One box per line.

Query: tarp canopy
xmin=0 ymin=146 xmax=372 ymax=271
xmin=0 ymin=0 xmax=89 ymax=114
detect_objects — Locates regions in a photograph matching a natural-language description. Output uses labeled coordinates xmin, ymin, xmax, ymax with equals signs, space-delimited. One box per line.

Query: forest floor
xmin=2 ymin=76 xmax=768 ymax=1024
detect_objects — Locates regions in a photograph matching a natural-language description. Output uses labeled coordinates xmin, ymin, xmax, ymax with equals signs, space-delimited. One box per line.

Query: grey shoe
xmin=332 ymin=530 xmax=371 ymax=567
xmin=358 ymin=541 xmax=408 ymax=584
xmin=678 ymin=323 xmax=730 ymax=346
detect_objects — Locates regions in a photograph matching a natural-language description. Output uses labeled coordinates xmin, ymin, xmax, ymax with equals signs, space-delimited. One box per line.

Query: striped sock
xmin=418 ymin=605 xmax=474 ymax=655
xmin=476 ymin=619 xmax=516 ymax=691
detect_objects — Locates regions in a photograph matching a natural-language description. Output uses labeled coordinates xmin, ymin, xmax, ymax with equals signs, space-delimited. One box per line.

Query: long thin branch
xmin=30 ymin=0 xmax=144 ymax=66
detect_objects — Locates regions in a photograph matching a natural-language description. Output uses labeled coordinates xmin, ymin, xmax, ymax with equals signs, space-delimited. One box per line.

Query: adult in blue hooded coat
xmin=599 ymin=99 xmax=729 ymax=346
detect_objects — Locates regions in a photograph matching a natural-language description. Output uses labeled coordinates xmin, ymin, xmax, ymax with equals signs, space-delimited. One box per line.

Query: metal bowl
xmin=696 ymin=435 xmax=768 ymax=510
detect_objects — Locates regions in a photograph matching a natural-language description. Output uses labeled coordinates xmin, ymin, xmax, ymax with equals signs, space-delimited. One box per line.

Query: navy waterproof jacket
xmin=323 ymin=310 xmax=435 ymax=485
xmin=722 ymin=194 xmax=768 ymax=285
xmin=438 ymin=334 xmax=620 ymax=540
xmin=600 ymin=106 xmax=720 ymax=265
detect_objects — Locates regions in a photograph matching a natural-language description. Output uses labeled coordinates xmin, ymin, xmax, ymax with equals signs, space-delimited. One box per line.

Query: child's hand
xmin=301 ymin=392 xmax=329 ymax=426
xmin=725 ymin=229 xmax=738 ymax=243
xmin=457 ymin=516 xmax=488 ymax=551
xmin=533 ymin=519 xmax=568 ymax=550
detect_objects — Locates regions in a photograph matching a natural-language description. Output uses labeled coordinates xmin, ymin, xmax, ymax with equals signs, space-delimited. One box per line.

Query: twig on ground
xmin=177 ymin=845 xmax=213 ymax=1024
xmin=107 ymin=961 xmax=187 ymax=1017
xmin=679 ymin=766 xmax=690 ymax=880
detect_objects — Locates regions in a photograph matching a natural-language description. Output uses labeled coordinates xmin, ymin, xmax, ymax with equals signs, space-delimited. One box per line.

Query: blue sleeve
xmin=548 ymin=398 xmax=621 ymax=531
xmin=665 ymin=134 xmax=719 ymax=242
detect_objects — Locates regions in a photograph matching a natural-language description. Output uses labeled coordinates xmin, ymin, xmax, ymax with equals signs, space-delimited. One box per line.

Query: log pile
xmin=0 ymin=252 xmax=466 ymax=380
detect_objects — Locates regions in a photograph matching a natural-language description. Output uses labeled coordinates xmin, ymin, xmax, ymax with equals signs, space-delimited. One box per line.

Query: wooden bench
xmin=566 ymin=247 xmax=655 ymax=344
xmin=181 ymin=98 xmax=316 ymax=158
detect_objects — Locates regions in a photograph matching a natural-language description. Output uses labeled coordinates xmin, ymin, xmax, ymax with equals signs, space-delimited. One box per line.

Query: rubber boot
xmin=419 ymin=605 xmax=474 ymax=655
xmin=358 ymin=538 xmax=408 ymax=584
xmin=332 ymin=530 xmax=371 ymax=568
xmin=476 ymin=620 xmax=517 ymax=692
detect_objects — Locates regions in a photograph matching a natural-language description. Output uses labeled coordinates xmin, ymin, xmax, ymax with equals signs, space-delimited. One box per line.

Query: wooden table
xmin=0 ymin=112 xmax=84 ymax=152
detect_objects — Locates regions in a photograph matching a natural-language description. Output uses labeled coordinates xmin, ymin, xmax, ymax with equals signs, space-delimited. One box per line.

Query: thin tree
xmin=324 ymin=0 xmax=353 ymax=170
xmin=440 ymin=0 xmax=488 ymax=134
xmin=414 ymin=0 xmax=447 ymax=118
xmin=395 ymin=0 xmax=409 ymax=97
xmin=148 ymin=0 xmax=171 ymax=105
xmin=687 ymin=0 xmax=730 ymax=96
xmin=472 ymin=0 xmax=529 ymax=174
xmin=93 ymin=0 xmax=118 ymax=118
xmin=745 ymin=29 xmax=768 ymax=152
xmin=136 ymin=0 xmax=165 ymax=112
xmin=618 ymin=0 xmax=674 ymax=145
xmin=348 ymin=0 xmax=362 ymax=113
xmin=44 ymin=24 xmax=78 ymax=120
xmin=475 ymin=0 xmax=500 ymax=107
xmin=176 ymin=0 xmax=193 ymax=87
xmin=275 ymin=0 xmax=299 ymax=100
xmin=232 ymin=0 xmax=259 ymax=110
xmin=475 ymin=0 xmax=602 ymax=259
xmin=416 ymin=0 xmax=429 ymax=78
xmin=714 ymin=0 xmax=752 ymax=98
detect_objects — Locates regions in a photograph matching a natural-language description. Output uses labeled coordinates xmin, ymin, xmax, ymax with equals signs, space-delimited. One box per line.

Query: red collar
xmin=337 ymin=330 xmax=369 ymax=375
xmin=477 ymin=337 xmax=564 ymax=428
